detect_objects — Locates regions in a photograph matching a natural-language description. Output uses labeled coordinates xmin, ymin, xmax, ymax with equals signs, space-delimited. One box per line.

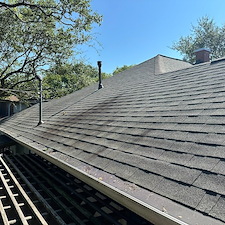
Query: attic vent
xmin=193 ymin=48 xmax=211 ymax=64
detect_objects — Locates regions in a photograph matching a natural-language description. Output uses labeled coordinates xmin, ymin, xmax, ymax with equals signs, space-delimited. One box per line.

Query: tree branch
xmin=9 ymin=77 xmax=36 ymax=89
xmin=1 ymin=45 xmax=44 ymax=82
xmin=0 ymin=51 xmax=28 ymax=78
xmin=0 ymin=1 xmax=52 ymax=10
xmin=0 ymin=1 xmax=57 ymax=23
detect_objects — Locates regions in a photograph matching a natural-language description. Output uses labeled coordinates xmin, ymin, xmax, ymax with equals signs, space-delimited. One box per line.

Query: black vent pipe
xmin=97 ymin=61 xmax=103 ymax=89
xmin=35 ymin=74 xmax=44 ymax=125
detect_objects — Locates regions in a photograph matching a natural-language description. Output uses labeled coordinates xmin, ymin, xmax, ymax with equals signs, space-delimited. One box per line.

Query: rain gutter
xmin=1 ymin=131 xmax=188 ymax=225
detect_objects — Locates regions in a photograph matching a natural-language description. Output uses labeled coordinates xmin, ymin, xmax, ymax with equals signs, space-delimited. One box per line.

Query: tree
xmin=113 ymin=64 xmax=135 ymax=75
xmin=0 ymin=0 xmax=102 ymax=99
xmin=172 ymin=16 xmax=225 ymax=63
xmin=43 ymin=62 xmax=110 ymax=99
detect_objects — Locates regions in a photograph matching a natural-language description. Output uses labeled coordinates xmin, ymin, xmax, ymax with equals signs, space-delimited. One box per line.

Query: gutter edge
xmin=2 ymin=131 xmax=188 ymax=225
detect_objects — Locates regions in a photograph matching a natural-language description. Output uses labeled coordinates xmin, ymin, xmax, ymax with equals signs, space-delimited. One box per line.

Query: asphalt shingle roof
xmin=1 ymin=55 xmax=225 ymax=224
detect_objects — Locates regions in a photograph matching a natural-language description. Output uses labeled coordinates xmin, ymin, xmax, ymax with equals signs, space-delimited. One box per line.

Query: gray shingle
xmin=196 ymin=192 xmax=220 ymax=214
xmin=103 ymin=160 xmax=137 ymax=179
xmin=209 ymin=197 xmax=225 ymax=222
xmin=87 ymin=156 xmax=111 ymax=170
xmin=135 ymin=145 xmax=165 ymax=158
xmin=159 ymin=151 xmax=193 ymax=165
xmin=161 ymin=163 xmax=201 ymax=184
xmin=155 ymin=179 xmax=205 ymax=208
xmin=113 ymin=151 xmax=142 ymax=168
xmin=129 ymin=169 xmax=163 ymax=190
xmin=139 ymin=158 xmax=169 ymax=175
xmin=168 ymin=140 xmax=193 ymax=153
xmin=189 ymin=143 xmax=225 ymax=158
xmin=211 ymin=160 xmax=225 ymax=176
xmin=186 ymin=156 xmax=220 ymax=171
xmin=193 ymin=173 xmax=225 ymax=195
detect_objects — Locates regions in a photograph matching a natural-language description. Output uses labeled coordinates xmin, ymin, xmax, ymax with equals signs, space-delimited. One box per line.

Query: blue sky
xmin=79 ymin=0 xmax=225 ymax=74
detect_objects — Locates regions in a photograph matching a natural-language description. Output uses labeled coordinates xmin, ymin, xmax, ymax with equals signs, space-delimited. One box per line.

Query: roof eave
xmin=1 ymin=130 xmax=224 ymax=225
xmin=0 ymin=130 xmax=187 ymax=225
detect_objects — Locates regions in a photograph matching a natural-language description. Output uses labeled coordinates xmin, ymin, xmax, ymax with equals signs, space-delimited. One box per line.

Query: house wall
xmin=0 ymin=101 xmax=27 ymax=117
xmin=0 ymin=102 xmax=9 ymax=117
xmin=13 ymin=102 xmax=27 ymax=114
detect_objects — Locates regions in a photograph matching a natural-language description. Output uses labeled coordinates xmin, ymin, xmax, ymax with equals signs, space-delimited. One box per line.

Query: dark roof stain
xmin=1 ymin=55 xmax=225 ymax=224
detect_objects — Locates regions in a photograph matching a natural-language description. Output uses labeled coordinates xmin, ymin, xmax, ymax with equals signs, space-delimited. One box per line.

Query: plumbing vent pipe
xmin=35 ymin=75 xmax=44 ymax=125
xmin=97 ymin=61 xmax=103 ymax=89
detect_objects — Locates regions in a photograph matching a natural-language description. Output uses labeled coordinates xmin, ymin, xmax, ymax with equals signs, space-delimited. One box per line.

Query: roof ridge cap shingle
xmin=153 ymin=54 xmax=193 ymax=75
xmin=211 ymin=57 xmax=225 ymax=64
xmin=156 ymin=54 xmax=192 ymax=64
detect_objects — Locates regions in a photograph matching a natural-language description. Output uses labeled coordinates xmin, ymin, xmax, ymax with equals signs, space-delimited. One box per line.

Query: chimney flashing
xmin=193 ymin=48 xmax=210 ymax=53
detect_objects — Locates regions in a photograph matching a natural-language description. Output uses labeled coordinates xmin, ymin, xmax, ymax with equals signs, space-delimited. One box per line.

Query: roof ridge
xmin=157 ymin=54 xmax=192 ymax=64
xmin=211 ymin=57 xmax=225 ymax=64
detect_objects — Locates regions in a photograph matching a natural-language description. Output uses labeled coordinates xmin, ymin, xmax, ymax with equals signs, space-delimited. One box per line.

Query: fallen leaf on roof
xmin=162 ymin=207 xmax=167 ymax=213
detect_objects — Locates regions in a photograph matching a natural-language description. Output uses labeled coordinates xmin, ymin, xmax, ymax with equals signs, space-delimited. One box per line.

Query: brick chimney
xmin=193 ymin=48 xmax=211 ymax=64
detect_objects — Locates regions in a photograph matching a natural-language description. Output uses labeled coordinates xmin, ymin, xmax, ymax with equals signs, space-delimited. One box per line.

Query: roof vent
xmin=193 ymin=48 xmax=211 ymax=64
xmin=97 ymin=61 xmax=103 ymax=89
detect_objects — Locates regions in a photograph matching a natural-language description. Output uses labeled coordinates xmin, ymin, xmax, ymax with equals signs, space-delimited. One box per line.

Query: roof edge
xmin=1 ymin=130 xmax=224 ymax=225
xmin=211 ymin=57 xmax=225 ymax=64
xmin=156 ymin=54 xmax=188 ymax=63
xmin=1 ymin=130 xmax=188 ymax=225
xmin=154 ymin=54 xmax=193 ymax=75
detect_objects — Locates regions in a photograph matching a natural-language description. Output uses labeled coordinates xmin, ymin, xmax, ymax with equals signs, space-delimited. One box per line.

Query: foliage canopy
xmin=112 ymin=64 xmax=135 ymax=75
xmin=43 ymin=62 xmax=110 ymax=99
xmin=0 ymin=0 xmax=102 ymax=99
xmin=172 ymin=16 xmax=225 ymax=63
